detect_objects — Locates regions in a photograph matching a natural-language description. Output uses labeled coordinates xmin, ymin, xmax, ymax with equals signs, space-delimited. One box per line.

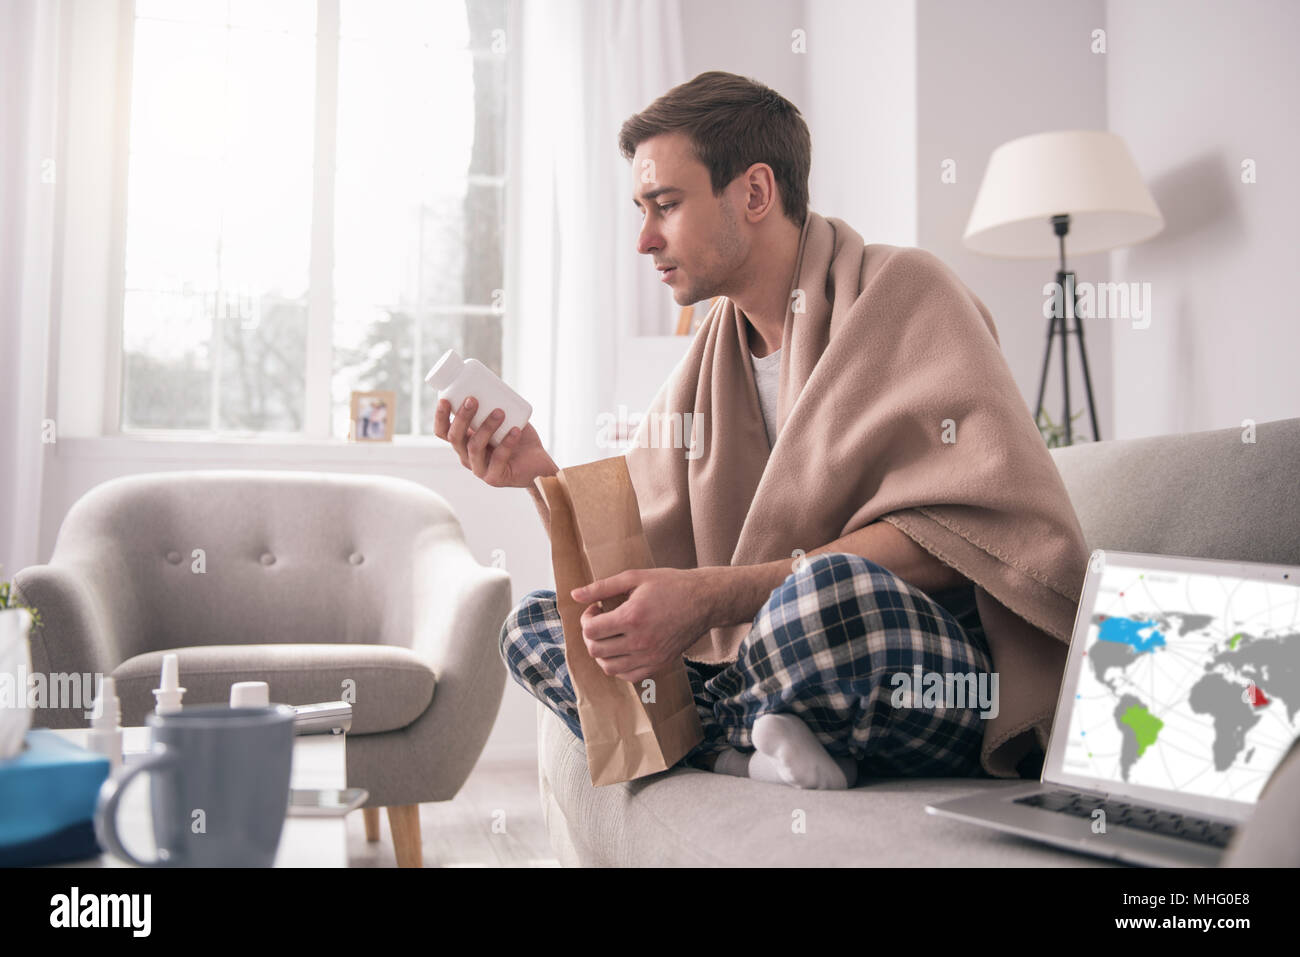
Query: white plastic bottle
xmin=425 ymin=349 xmax=532 ymax=447
xmin=229 ymin=681 xmax=270 ymax=708
xmin=89 ymin=676 xmax=122 ymax=773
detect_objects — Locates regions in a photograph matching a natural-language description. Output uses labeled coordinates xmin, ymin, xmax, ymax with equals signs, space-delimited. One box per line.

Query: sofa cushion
xmin=113 ymin=644 xmax=436 ymax=735
xmin=537 ymin=704 xmax=1115 ymax=866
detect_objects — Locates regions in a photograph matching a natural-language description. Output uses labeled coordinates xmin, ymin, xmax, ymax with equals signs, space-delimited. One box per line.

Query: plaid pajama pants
xmin=499 ymin=552 xmax=995 ymax=778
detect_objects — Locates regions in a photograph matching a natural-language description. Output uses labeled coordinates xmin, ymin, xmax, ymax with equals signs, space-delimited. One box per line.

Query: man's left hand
xmin=570 ymin=567 xmax=715 ymax=684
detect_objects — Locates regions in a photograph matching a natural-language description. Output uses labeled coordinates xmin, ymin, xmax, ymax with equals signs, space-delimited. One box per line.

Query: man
xmin=436 ymin=72 xmax=1090 ymax=790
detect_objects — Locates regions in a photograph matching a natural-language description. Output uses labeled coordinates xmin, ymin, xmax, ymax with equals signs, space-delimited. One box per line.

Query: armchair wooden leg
xmin=363 ymin=807 xmax=380 ymax=842
xmin=386 ymin=804 xmax=423 ymax=868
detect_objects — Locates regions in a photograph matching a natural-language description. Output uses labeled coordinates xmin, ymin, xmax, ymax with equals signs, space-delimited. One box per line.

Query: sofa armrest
xmin=12 ymin=560 xmax=137 ymax=728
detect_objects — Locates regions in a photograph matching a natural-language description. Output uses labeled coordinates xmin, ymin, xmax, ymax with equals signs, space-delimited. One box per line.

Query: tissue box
xmin=0 ymin=729 xmax=110 ymax=865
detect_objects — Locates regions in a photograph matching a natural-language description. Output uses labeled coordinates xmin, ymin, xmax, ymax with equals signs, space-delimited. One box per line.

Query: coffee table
xmin=47 ymin=727 xmax=353 ymax=867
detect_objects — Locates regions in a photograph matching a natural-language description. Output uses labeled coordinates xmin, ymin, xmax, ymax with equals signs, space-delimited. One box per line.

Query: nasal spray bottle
xmin=425 ymin=349 xmax=532 ymax=446
xmin=89 ymin=676 xmax=122 ymax=773
xmin=153 ymin=652 xmax=185 ymax=715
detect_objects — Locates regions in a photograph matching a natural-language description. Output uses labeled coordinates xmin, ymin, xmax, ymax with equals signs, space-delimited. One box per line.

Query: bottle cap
xmin=230 ymin=681 xmax=270 ymax=708
xmin=153 ymin=652 xmax=186 ymax=714
xmin=424 ymin=348 xmax=464 ymax=391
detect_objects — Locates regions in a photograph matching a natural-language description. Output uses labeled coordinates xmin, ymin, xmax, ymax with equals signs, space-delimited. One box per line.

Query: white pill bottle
xmin=425 ymin=349 xmax=532 ymax=446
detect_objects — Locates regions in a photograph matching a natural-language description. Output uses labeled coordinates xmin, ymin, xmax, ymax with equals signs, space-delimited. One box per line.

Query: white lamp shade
xmin=963 ymin=130 xmax=1164 ymax=259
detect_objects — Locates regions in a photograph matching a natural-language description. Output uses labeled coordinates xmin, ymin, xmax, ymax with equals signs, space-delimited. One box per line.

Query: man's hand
xmin=571 ymin=567 xmax=716 ymax=684
xmin=433 ymin=396 xmax=557 ymax=488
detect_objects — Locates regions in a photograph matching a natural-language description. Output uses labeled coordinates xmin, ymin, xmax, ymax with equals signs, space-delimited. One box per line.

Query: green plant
xmin=1037 ymin=407 xmax=1092 ymax=449
xmin=0 ymin=569 xmax=42 ymax=632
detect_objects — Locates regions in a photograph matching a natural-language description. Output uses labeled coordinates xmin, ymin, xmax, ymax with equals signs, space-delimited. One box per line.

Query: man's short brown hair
xmin=618 ymin=71 xmax=811 ymax=229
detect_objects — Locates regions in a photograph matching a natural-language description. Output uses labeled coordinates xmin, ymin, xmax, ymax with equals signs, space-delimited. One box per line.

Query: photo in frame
xmin=349 ymin=390 xmax=396 ymax=442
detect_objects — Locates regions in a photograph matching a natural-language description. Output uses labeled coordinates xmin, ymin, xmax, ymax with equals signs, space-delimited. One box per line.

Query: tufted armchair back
xmin=31 ymin=470 xmax=480 ymax=669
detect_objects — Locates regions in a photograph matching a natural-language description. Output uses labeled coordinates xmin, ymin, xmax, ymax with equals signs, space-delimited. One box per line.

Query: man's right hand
xmin=434 ymin=396 xmax=558 ymax=489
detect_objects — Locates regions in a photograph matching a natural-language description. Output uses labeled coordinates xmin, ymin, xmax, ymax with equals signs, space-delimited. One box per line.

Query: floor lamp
xmin=963 ymin=130 xmax=1164 ymax=445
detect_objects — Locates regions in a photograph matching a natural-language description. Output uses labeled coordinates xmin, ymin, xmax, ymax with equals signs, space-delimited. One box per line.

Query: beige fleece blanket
xmin=623 ymin=211 xmax=1091 ymax=778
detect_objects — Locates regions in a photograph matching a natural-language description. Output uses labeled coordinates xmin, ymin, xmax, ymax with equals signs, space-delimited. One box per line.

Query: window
xmin=119 ymin=0 xmax=507 ymax=437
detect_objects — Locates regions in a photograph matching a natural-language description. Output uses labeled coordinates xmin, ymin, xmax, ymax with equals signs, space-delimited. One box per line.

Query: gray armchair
xmin=15 ymin=469 xmax=512 ymax=867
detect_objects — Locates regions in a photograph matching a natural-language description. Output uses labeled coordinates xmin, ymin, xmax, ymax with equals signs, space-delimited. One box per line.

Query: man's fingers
xmin=467 ymin=408 xmax=504 ymax=476
xmin=483 ymin=427 xmax=522 ymax=485
xmin=446 ymin=396 xmax=476 ymax=462
xmin=584 ymin=632 xmax=633 ymax=659
xmin=580 ymin=602 xmax=628 ymax=642
xmin=433 ymin=398 xmax=452 ymax=439
xmin=597 ymin=654 xmax=636 ymax=678
xmin=572 ymin=569 xmax=642 ymax=603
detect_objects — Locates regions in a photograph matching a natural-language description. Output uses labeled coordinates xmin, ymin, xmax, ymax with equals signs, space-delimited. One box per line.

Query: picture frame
xmin=349 ymin=390 xmax=396 ymax=442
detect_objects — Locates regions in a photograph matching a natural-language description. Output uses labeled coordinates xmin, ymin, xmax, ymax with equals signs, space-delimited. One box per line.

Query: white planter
xmin=0 ymin=608 xmax=34 ymax=760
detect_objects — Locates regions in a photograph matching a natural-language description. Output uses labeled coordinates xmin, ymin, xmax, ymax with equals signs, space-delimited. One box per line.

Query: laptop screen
xmin=1045 ymin=550 xmax=1300 ymax=821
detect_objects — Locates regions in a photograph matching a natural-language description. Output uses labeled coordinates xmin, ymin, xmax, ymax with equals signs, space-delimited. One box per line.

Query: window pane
xmin=467 ymin=49 xmax=506 ymax=176
xmin=462 ymin=181 xmax=504 ymax=305
xmin=122 ymin=290 xmax=212 ymax=429
xmin=332 ymin=0 xmax=507 ymax=437
xmin=339 ymin=0 xmax=469 ymax=45
xmin=121 ymin=5 xmax=314 ymax=432
xmin=333 ymin=16 xmax=474 ymax=309
xmin=136 ymin=0 xmax=316 ymax=33
xmin=128 ymin=18 xmax=228 ymax=158
xmin=217 ymin=295 xmax=309 ymax=431
xmin=124 ymin=154 xmax=222 ymax=291
xmin=332 ymin=305 xmax=416 ymax=438
xmin=135 ymin=0 xmax=230 ymax=30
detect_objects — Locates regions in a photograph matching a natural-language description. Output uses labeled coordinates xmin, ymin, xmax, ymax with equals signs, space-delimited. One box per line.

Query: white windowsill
xmin=52 ymin=434 xmax=464 ymax=466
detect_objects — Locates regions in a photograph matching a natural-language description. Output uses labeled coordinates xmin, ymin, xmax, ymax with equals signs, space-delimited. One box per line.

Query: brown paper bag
xmin=536 ymin=456 xmax=705 ymax=786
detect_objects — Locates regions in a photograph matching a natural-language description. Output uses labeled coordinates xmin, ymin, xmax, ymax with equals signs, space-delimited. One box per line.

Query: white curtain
xmin=506 ymin=0 xmax=688 ymax=467
xmin=0 ymin=0 xmax=62 ymax=574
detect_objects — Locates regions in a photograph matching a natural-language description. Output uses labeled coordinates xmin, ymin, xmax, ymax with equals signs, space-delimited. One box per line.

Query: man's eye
xmin=658 ymin=202 xmax=676 ymax=212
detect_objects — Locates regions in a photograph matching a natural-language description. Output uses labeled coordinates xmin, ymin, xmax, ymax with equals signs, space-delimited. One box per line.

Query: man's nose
xmin=636 ymin=215 xmax=661 ymax=256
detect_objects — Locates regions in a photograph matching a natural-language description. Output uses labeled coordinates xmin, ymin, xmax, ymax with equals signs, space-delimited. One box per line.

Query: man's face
xmin=631 ymin=132 xmax=746 ymax=306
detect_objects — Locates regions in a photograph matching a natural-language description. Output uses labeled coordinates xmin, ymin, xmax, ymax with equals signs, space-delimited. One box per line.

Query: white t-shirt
xmin=750 ymin=347 xmax=782 ymax=447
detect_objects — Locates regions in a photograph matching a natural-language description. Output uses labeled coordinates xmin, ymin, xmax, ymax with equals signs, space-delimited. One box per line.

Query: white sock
xmin=748 ymin=713 xmax=858 ymax=789
xmin=710 ymin=747 xmax=752 ymax=778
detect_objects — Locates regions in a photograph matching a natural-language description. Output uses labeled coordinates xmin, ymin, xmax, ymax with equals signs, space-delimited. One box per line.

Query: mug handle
xmin=94 ymin=745 xmax=178 ymax=867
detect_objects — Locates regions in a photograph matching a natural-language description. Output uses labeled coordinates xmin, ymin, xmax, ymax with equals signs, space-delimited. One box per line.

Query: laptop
xmin=927 ymin=548 xmax=1300 ymax=867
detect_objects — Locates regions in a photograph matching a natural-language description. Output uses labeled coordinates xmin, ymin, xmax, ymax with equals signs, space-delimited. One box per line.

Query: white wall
xmin=681 ymin=0 xmax=918 ymax=244
xmin=917 ymin=0 xmax=1111 ymax=437
xmin=681 ymin=0 xmax=808 ymax=124
xmin=1105 ymin=0 xmax=1300 ymax=438
xmin=804 ymin=0 xmax=917 ymax=247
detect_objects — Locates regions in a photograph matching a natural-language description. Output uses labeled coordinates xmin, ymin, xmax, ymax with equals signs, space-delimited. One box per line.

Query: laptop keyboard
xmin=1014 ymin=789 xmax=1236 ymax=848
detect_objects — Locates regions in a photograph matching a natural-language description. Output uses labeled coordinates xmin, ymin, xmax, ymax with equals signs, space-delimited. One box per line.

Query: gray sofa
xmin=16 ymin=470 xmax=512 ymax=867
xmin=536 ymin=417 xmax=1300 ymax=866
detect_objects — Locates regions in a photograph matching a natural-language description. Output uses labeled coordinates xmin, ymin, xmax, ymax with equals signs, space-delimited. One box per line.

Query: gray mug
xmin=94 ymin=704 xmax=296 ymax=867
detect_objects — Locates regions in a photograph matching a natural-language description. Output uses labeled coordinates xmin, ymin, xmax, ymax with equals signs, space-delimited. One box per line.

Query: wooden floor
xmin=345 ymin=755 xmax=560 ymax=867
